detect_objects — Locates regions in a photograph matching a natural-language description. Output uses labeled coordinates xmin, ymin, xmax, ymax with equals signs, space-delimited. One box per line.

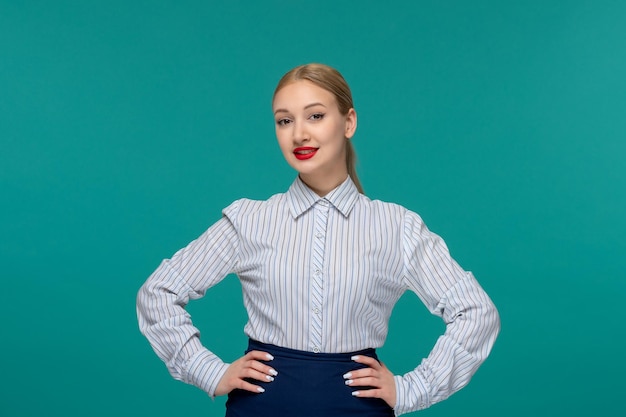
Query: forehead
xmin=273 ymin=80 xmax=337 ymax=111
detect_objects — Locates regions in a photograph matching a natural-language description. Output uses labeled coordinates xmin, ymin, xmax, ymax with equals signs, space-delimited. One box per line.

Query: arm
xmin=393 ymin=212 xmax=500 ymax=415
xmin=136 ymin=214 xmax=239 ymax=396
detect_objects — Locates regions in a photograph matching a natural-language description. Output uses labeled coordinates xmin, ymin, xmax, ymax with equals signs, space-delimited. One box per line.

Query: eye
xmin=276 ymin=118 xmax=292 ymax=126
xmin=309 ymin=113 xmax=325 ymax=121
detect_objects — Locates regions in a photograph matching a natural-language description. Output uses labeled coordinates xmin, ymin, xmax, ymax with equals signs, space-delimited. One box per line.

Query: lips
xmin=293 ymin=147 xmax=318 ymax=160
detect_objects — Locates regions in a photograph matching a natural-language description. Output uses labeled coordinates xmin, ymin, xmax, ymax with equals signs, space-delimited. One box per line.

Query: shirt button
xmin=313 ymin=347 xmax=321 ymax=353
xmin=314 ymin=308 xmax=320 ymax=314
xmin=314 ymin=269 xmax=321 ymax=276
xmin=316 ymin=232 xmax=323 ymax=238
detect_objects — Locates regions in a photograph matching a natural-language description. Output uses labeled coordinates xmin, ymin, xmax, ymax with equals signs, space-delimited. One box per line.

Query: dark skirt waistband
xmin=246 ymin=339 xmax=378 ymax=362
xmin=225 ymin=339 xmax=393 ymax=417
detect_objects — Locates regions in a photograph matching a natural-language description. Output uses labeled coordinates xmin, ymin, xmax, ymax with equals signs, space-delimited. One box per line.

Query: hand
xmin=343 ymin=355 xmax=396 ymax=408
xmin=214 ymin=350 xmax=278 ymax=396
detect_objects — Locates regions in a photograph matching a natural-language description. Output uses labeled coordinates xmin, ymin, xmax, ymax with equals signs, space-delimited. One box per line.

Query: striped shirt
xmin=137 ymin=176 xmax=500 ymax=415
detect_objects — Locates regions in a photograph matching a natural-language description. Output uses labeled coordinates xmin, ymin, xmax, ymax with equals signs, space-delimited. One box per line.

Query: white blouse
xmin=137 ymin=176 xmax=500 ymax=415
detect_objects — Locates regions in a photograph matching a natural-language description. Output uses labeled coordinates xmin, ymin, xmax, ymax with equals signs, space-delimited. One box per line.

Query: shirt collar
xmin=286 ymin=176 xmax=360 ymax=219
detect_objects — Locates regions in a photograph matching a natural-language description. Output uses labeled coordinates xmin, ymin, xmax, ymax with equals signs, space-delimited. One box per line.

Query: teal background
xmin=1 ymin=1 xmax=624 ymax=416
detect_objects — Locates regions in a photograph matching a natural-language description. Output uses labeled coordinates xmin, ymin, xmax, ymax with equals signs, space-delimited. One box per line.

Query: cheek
xmin=276 ymin=133 xmax=292 ymax=155
xmin=329 ymin=127 xmax=348 ymax=149
xmin=328 ymin=122 xmax=346 ymax=140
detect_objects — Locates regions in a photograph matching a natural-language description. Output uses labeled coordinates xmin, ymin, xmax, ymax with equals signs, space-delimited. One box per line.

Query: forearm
xmin=394 ymin=274 xmax=500 ymax=415
xmin=137 ymin=215 xmax=240 ymax=393
xmin=137 ymin=260 xmax=230 ymax=395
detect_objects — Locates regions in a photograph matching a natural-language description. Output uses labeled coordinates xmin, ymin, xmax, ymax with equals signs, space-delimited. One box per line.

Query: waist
xmin=227 ymin=339 xmax=392 ymax=416
xmin=246 ymin=339 xmax=378 ymax=362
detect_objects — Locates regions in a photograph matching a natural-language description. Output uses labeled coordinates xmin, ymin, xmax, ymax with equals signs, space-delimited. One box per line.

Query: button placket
xmin=310 ymin=199 xmax=329 ymax=353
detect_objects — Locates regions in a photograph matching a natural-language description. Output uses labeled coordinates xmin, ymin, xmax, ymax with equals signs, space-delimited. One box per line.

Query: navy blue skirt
xmin=225 ymin=340 xmax=394 ymax=417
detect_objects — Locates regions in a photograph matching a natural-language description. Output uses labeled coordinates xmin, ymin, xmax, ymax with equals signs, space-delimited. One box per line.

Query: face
xmin=272 ymin=80 xmax=357 ymax=193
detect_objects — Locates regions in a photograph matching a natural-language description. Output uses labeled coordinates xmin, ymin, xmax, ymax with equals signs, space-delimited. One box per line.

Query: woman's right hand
xmin=214 ymin=350 xmax=278 ymax=396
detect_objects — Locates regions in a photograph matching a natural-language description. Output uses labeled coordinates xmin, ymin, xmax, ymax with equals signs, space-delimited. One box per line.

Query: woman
xmin=137 ymin=63 xmax=500 ymax=416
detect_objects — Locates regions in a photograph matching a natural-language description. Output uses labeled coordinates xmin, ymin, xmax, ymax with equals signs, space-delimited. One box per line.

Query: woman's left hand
xmin=344 ymin=355 xmax=396 ymax=408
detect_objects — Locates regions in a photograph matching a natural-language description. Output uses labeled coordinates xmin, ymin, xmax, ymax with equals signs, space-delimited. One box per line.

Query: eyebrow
xmin=273 ymin=102 xmax=327 ymax=115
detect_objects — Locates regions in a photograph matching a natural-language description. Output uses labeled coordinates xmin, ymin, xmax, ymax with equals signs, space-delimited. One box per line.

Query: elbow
xmin=480 ymin=298 xmax=501 ymax=358
xmin=136 ymin=283 xmax=152 ymax=334
xmin=488 ymin=298 xmax=501 ymax=339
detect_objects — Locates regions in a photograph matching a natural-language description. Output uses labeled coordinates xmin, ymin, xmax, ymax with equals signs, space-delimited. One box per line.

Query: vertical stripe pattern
xmin=310 ymin=199 xmax=329 ymax=353
xmin=137 ymin=176 xmax=500 ymax=415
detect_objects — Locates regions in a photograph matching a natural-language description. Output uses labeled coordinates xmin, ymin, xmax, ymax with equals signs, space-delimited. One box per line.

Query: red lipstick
xmin=293 ymin=147 xmax=318 ymax=160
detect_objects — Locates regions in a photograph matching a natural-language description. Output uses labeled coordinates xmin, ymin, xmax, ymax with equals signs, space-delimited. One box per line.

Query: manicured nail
xmin=269 ymin=368 xmax=278 ymax=376
xmin=351 ymin=355 xmax=360 ymax=361
xmin=345 ymin=379 xmax=353 ymax=385
xmin=343 ymin=372 xmax=352 ymax=379
xmin=352 ymin=391 xmax=360 ymax=396
xmin=266 ymin=375 xmax=275 ymax=382
xmin=266 ymin=354 xmax=274 ymax=360
xmin=257 ymin=387 xmax=265 ymax=393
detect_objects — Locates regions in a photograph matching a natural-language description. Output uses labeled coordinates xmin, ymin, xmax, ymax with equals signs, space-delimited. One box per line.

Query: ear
xmin=345 ymin=108 xmax=357 ymax=139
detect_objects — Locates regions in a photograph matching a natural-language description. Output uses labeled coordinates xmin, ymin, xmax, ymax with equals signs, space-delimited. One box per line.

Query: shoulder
xmin=357 ymin=195 xmax=429 ymax=232
xmin=355 ymin=193 xmax=413 ymax=218
xmin=222 ymin=192 xmax=288 ymax=221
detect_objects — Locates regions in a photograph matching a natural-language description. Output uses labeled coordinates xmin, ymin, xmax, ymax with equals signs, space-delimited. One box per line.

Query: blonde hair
xmin=273 ymin=63 xmax=364 ymax=194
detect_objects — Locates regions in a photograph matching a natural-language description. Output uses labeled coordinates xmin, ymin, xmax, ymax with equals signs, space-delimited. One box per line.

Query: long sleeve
xmin=393 ymin=211 xmax=500 ymax=415
xmin=136 ymin=212 xmax=239 ymax=396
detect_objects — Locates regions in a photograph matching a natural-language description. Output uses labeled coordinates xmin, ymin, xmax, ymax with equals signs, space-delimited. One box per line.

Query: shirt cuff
xmin=393 ymin=373 xmax=430 ymax=415
xmin=182 ymin=348 xmax=230 ymax=397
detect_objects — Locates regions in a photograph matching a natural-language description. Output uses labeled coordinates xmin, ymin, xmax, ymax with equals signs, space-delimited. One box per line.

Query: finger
xmin=239 ymin=366 xmax=276 ymax=383
xmin=343 ymin=365 xmax=375 ymax=381
xmin=246 ymin=360 xmax=279 ymax=379
xmin=345 ymin=376 xmax=380 ymax=388
xmin=350 ymin=354 xmax=381 ymax=369
xmin=236 ymin=378 xmax=268 ymax=394
xmin=244 ymin=351 xmax=279 ymax=377
xmin=245 ymin=350 xmax=275 ymax=362
xmin=351 ymin=388 xmax=384 ymax=399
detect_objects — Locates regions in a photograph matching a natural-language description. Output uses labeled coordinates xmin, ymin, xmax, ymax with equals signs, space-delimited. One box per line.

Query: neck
xmin=300 ymin=172 xmax=348 ymax=197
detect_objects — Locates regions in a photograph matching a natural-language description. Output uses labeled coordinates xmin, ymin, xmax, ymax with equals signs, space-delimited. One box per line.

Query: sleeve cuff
xmin=182 ymin=348 xmax=230 ymax=397
xmin=393 ymin=373 xmax=430 ymax=415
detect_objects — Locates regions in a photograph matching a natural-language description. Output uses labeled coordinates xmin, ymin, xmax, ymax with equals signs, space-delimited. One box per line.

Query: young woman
xmin=137 ymin=63 xmax=500 ymax=416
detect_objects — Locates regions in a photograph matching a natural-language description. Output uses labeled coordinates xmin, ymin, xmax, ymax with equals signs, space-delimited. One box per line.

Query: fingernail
xmin=257 ymin=387 xmax=265 ymax=393
xmin=343 ymin=372 xmax=352 ymax=379
xmin=266 ymin=375 xmax=275 ymax=382
xmin=345 ymin=379 xmax=353 ymax=385
xmin=269 ymin=368 xmax=278 ymax=376
xmin=352 ymin=391 xmax=360 ymax=396
xmin=266 ymin=354 xmax=274 ymax=360
xmin=351 ymin=355 xmax=360 ymax=361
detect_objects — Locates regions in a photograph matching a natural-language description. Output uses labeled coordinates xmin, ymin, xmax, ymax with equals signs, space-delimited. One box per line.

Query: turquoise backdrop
xmin=1 ymin=1 xmax=625 ymax=416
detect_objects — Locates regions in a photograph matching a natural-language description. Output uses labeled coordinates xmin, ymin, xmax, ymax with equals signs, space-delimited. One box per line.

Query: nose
xmin=292 ymin=120 xmax=309 ymax=144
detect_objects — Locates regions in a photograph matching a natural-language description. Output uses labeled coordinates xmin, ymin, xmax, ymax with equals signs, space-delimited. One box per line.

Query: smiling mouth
xmin=294 ymin=147 xmax=318 ymax=160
